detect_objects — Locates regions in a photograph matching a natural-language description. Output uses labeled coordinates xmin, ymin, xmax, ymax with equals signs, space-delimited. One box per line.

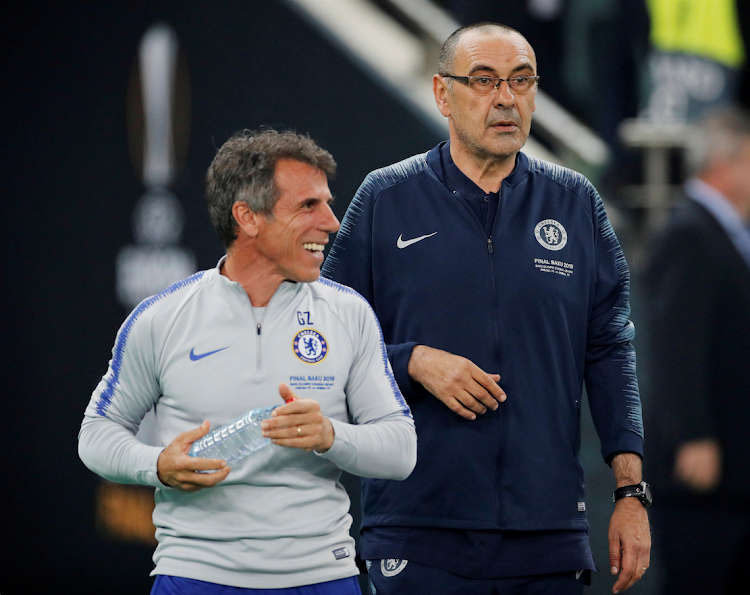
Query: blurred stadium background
xmin=4 ymin=1 xmax=749 ymax=593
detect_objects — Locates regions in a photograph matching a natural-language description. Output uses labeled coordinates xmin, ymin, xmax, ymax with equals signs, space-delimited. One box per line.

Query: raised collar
xmin=426 ymin=141 xmax=529 ymax=190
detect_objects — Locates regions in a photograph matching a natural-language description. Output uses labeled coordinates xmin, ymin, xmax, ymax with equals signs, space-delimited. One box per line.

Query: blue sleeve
xmin=322 ymin=174 xmax=376 ymax=305
xmin=584 ymin=184 xmax=644 ymax=464
xmin=323 ymin=174 xmax=424 ymax=400
xmin=386 ymin=342 xmax=425 ymax=400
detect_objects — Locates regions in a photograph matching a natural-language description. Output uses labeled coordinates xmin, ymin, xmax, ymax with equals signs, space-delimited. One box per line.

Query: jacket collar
xmin=426 ymin=141 xmax=529 ymax=189
xmin=208 ymin=255 xmax=305 ymax=309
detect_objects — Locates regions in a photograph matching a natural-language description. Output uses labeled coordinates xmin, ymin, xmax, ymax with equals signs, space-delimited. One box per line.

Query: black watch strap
xmin=613 ymin=481 xmax=652 ymax=508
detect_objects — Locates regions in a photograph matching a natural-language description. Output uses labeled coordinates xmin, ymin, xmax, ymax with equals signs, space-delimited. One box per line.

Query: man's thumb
xmin=278 ymin=382 xmax=298 ymax=403
xmin=180 ymin=420 xmax=210 ymax=444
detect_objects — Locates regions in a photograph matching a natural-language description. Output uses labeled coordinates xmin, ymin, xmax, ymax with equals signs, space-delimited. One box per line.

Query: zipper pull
xmin=487 ymin=237 xmax=493 ymax=254
xmin=257 ymin=323 xmax=261 ymax=335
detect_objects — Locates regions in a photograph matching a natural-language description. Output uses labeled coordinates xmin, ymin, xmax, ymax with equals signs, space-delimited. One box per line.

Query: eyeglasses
xmin=441 ymin=74 xmax=540 ymax=95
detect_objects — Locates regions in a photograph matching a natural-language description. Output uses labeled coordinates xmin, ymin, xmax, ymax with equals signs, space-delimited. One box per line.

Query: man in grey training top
xmin=79 ymin=129 xmax=416 ymax=594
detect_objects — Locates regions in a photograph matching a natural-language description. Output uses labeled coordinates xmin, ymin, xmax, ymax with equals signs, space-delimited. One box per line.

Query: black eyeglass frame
xmin=441 ymin=74 xmax=540 ymax=93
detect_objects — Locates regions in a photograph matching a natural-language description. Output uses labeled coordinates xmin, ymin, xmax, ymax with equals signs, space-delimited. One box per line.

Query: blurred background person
xmin=643 ymin=107 xmax=750 ymax=595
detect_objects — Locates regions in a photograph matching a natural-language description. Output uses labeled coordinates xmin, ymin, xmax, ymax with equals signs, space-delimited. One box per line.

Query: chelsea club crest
xmin=534 ymin=219 xmax=568 ymax=251
xmin=381 ymin=559 xmax=408 ymax=577
xmin=293 ymin=329 xmax=328 ymax=364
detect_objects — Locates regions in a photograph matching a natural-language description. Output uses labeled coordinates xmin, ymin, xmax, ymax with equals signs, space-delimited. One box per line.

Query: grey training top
xmin=78 ymin=261 xmax=416 ymax=588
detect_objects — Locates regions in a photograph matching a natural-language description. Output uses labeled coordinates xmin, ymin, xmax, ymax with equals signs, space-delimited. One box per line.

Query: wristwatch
xmin=613 ymin=481 xmax=652 ymax=508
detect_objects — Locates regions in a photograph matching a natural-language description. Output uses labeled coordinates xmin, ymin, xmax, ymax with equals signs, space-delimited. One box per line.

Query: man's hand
xmin=407 ymin=345 xmax=506 ymax=420
xmin=157 ymin=421 xmax=230 ymax=492
xmin=674 ymin=439 xmax=721 ymax=492
xmin=261 ymin=383 xmax=335 ymax=452
xmin=609 ymin=453 xmax=651 ymax=593
xmin=609 ymin=498 xmax=651 ymax=593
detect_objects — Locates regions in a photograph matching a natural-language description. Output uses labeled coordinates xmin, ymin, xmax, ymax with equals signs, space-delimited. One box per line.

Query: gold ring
xmin=297 ymin=427 xmax=302 ymax=436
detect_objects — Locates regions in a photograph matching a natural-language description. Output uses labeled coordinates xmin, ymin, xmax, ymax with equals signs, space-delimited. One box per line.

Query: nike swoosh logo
xmin=576 ymin=570 xmax=584 ymax=580
xmin=397 ymin=232 xmax=437 ymax=249
xmin=189 ymin=347 xmax=229 ymax=361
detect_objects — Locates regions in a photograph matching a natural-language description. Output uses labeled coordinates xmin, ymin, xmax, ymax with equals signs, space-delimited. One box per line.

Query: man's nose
xmin=493 ymin=80 xmax=516 ymax=107
xmin=321 ymin=202 xmax=340 ymax=234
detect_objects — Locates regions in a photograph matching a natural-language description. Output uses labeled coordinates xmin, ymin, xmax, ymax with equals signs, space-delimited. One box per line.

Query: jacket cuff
xmin=601 ymin=432 xmax=644 ymax=466
xmin=387 ymin=342 xmax=426 ymax=400
xmin=135 ymin=446 xmax=167 ymax=488
xmin=314 ymin=418 xmax=357 ymax=468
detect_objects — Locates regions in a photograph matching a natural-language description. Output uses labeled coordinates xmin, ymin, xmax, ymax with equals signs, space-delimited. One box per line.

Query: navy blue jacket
xmin=323 ymin=144 xmax=643 ymax=532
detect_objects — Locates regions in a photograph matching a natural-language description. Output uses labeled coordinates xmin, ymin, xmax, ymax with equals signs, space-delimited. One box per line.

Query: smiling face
xmin=435 ymin=28 xmax=537 ymax=164
xmin=252 ymin=159 xmax=340 ymax=283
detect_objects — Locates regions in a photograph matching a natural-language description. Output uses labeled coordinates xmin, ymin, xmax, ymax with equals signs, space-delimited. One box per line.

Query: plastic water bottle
xmin=189 ymin=405 xmax=279 ymax=464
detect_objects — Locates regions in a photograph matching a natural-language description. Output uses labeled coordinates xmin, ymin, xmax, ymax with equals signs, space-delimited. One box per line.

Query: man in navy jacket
xmin=323 ymin=22 xmax=650 ymax=594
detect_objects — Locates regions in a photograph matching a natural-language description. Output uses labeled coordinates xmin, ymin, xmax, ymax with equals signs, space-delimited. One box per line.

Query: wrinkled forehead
xmin=453 ymin=29 xmax=537 ymax=75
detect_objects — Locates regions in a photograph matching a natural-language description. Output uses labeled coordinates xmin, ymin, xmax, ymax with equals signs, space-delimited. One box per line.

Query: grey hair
xmin=205 ymin=128 xmax=336 ymax=249
xmin=687 ymin=107 xmax=750 ymax=175
xmin=438 ymin=22 xmax=527 ymax=76
xmin=687 ymin=106 xmax=750 ymax=174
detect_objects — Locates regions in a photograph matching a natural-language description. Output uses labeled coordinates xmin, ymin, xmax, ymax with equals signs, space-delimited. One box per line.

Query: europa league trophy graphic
xmin=116 ymin=23 xmax=195 ymax=310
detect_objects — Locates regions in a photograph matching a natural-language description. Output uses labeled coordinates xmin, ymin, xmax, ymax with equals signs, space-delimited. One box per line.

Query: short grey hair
xmin=205 ymin=128 xmax=336 ymax=249
xmin=688 ymin=107 xmax=750 ymax=175
xmin=438 ymin=22 xmax=527 ymax=76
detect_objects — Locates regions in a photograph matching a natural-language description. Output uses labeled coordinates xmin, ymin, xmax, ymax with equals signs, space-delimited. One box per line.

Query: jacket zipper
xmin=247 ymin=294 xmax=272 ymax=374
xmin=451 ymin=186 xmax=505 ymax=525
xmin=256 ymin=304 xmax=271 ymax=373
xmin=489 ymin=186 xmax=504 ymax=528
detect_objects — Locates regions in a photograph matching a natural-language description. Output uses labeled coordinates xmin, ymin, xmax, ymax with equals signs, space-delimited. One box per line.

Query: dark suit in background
xmin=644 ymin=140 xmax=750 ymax=592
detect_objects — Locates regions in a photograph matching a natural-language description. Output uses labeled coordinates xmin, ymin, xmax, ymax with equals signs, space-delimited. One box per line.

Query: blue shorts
xmin=366 ymin=560 xmax=586 ymax=595
xmin=151 ymin=575 xmax=361 ymax=595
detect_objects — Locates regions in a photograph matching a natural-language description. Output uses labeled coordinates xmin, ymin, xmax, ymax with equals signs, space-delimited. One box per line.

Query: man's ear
xmin=433 ymin=74 xmax=451 ymax=118
xmin=232 ymin=201 xmax=262 ymax=239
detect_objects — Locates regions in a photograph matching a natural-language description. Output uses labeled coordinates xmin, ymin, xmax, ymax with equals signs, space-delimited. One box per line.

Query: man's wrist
xmin=155 ymin=449 xmax=169 ymax=487
xmin=314 ymin=418 xmax=335 ymax=454
xmin=611 ymin=452 xmax=643 ymax=487
xmin=406 ymin=345 xmax=427 ymax=382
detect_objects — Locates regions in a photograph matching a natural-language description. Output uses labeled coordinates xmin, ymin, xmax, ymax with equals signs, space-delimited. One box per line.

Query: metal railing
xmin=618 ymin=119 xmax=695 ymax=233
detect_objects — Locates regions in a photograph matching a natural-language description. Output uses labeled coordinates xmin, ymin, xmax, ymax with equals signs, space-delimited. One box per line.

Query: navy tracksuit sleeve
xmin=323 ymin=174 xmax=423 ymax=400
xmin=584 ymin=187 xmax=644 ymax=463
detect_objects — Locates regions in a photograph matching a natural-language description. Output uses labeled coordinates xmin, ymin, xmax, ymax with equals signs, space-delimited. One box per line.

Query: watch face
xmin=641 ymin=482 xmax=652 ymax=506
